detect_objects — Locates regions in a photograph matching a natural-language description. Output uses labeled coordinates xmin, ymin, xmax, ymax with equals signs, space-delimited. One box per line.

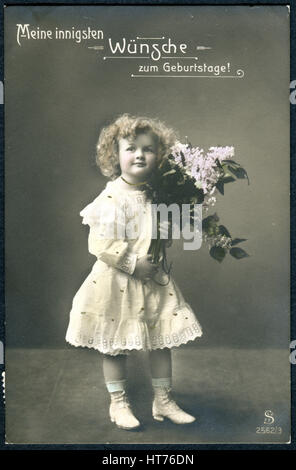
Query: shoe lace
xmin=111 ymin=391 xmax=131 ymax=409
xmin=156 ymin=388 xmax=182 ymax=414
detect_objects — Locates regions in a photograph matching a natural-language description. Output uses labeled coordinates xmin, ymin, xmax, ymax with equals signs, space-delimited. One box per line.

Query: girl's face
xmin=118 ymin=132 xmax=158 ymax=183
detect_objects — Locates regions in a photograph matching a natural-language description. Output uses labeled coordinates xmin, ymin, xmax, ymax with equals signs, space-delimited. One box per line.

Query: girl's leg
xmin=149 ymin=348 xmax=195 ymax=424
xmin=148 ymin=348 xmax=172 ymax=379
xmin=103 ymin=354 xmax=127 ymax=382
xmin=102 ymin=353 xmax=140 ymax=430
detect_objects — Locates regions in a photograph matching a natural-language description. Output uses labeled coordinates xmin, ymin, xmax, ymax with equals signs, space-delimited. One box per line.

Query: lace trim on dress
xmin=65 ymin=319 xmax=202 ymax=356
xmin=116 ymin=252 xmax=138 ymax=275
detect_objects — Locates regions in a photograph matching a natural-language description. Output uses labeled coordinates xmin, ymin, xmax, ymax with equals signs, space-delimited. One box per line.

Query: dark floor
xmin=4 ymin=347 xmax=290 ymax=444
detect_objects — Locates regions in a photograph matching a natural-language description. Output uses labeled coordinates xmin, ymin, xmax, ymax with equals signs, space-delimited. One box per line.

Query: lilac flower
xmin=208 ymin=146 xmax=235 ymax=162
xmin=158 ymin=141 xmax=248 ymax=262
xmin=170 ymin=144 xmax=236 ymax=202
xmin=203 ymin=232 xmax=233 ymax=250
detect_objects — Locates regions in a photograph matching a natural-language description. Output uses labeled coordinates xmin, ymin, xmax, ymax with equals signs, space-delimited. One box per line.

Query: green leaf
xmin=221 ymin=159 xmax=238 ymax=165
xmin=210 ymin=246 xmax=226 ymax=263
xmin=221 ymin=176 xmax=236 ymax=184
xmin=180 ymin=151 xmax=186 ymax=166
xmin=215 ymin=158 xmax=223 ymax=169
xmin=216 ymin=180 xmax=224 ymax=195
xmin=221 ymin=167 xmax=234 ymax=178
xmin=219 ymin=225 xmax=231 ymax=238
xmin=231 ymin=238 xmax=247 ymax=246
xmin=203 ymin=214 xmax=219 ymax=232
xmin=228 ymin=166 xmax=250 ymax=184
xmin=229 ymin=247 xmax=250 ymax=259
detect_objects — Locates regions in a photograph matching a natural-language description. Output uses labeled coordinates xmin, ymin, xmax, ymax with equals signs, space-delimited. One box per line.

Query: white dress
xmin=65 ymin=177 xmax=203 ymax=356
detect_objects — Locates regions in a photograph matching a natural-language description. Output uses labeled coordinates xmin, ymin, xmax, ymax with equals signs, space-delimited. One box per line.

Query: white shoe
xmin=152 ymin=387 xmax=196 ymax=424
xmin=109 ymin=390 xmax=141 ymax=430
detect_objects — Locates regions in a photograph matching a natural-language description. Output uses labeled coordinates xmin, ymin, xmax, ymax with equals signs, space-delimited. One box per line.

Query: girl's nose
xmin=135 ymin=148 xmax=144 ymax=159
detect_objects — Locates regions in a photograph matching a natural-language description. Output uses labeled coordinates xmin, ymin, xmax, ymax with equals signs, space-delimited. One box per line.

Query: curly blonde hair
xmin=96 ymin=113 xmax=178 ymax=179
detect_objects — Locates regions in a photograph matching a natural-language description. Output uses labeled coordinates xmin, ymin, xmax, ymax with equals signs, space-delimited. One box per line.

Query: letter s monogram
xmin=264 ymin=410 xmax=275 ymax=425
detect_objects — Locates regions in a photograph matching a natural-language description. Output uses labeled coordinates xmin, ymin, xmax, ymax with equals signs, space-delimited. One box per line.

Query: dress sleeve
xmin=80 ymin=193 xmax=138 ymax=275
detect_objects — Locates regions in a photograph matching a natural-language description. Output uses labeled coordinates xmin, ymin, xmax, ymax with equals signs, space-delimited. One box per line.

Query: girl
xmin=65 ymin=114 xmax=203 ymax=430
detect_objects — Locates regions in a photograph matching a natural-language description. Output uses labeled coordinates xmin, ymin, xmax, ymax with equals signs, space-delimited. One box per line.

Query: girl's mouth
xmin=134 ymin=163 xmax=146 ymax=167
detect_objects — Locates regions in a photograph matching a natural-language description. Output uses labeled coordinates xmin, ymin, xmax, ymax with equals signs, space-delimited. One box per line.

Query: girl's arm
xmin=80 ymin=192 xmax=137 ymax=275
xmin=88 ymin=226 xmax=138 ymax=275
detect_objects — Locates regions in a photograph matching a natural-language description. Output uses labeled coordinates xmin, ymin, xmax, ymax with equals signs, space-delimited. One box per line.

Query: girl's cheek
xmin=151 ymin=154 xmax=158 ymax=165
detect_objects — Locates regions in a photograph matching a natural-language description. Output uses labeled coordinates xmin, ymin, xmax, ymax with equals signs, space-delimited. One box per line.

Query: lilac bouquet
xmin=147 ymin=140 xmax=249 ymax=265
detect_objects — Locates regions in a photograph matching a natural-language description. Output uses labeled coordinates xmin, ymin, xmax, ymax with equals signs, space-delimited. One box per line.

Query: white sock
xmin=151 ymin=377 xmax=172 ymax=389
xmin=105 ymin=379 xmax=127 ymax=393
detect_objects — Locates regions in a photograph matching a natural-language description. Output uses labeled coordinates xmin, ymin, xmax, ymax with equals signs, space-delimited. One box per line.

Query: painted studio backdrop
xmin=4 ymin=5 xmax=290 ymax=444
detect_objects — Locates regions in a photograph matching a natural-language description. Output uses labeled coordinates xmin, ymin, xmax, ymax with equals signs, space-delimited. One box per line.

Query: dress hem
xmin=65 ymin=329 xmax=202 ymax=356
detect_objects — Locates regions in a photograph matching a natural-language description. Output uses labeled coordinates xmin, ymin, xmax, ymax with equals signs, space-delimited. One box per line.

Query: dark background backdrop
xmin=5 ymin=5 xmax=290 ymax=349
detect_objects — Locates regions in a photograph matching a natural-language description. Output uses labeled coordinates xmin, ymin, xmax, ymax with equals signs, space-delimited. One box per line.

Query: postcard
xmin=3 ymin=4 xmax=291 ymax=444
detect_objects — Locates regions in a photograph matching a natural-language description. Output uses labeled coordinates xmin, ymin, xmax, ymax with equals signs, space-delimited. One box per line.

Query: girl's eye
xmin=126 ymin=146 xmax=154 ymax=152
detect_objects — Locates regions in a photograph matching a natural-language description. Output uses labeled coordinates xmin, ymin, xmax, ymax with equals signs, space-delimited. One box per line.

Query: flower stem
xmin=149 ymin=237 xmax=163 ymax=264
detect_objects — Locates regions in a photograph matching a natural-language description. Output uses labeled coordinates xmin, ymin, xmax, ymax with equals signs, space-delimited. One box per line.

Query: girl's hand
xmin=133 ymin=254 xmax=160 ymax=281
